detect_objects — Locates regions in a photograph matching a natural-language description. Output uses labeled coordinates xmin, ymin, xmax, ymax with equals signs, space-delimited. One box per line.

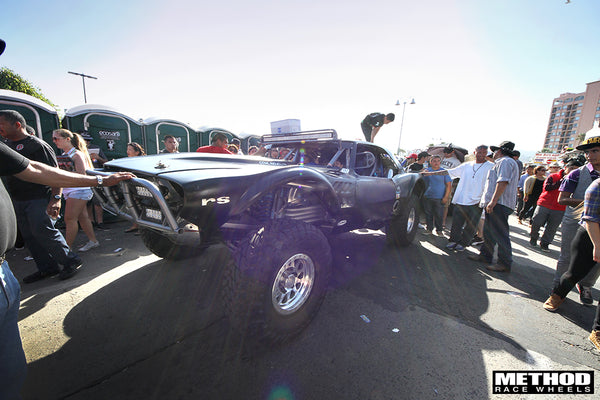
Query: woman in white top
xmin=52 ymin=129 xmax=99 ymax=252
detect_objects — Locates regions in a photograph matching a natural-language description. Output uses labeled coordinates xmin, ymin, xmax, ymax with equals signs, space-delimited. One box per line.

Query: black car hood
xmin=103 ymin=153 xmax=291 ymax=183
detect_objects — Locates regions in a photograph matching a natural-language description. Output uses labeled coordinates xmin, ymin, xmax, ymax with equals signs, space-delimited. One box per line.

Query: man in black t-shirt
xmin=0 ymin=140 xmax=133 ymax=400
xmin=0 ymin=110 xmax=82 ymax=284
xmin=360 ymin=112 xmax=395 ymax=142
xmin=408 ymin=151 xmax=430 ymax=172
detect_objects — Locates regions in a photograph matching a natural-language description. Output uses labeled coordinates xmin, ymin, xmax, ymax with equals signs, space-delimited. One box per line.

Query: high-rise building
xmin=543 ymin=79 xmax=600 ymax=152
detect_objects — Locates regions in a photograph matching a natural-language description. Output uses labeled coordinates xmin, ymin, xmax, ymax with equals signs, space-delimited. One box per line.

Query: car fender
xmin=392 ymin=172 xmax=426 ymax=200
xmin=229 ymin=166 xmax=340 ymax=217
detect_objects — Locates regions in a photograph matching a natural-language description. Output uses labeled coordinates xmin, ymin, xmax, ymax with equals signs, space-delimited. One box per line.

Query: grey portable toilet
xmin=142 ymin=117 xmax=195 ymax=154
xmin=0 ymin=89 xmax=60 ymax=142
xmin=63 ymin=104 xmax=142 ymax=160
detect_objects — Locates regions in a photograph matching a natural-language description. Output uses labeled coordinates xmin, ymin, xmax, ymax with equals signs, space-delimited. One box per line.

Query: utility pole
xmin=68 ymin=71 xmax=97 ymax=103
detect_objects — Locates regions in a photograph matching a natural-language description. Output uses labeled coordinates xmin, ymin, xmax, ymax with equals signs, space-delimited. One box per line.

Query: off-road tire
xmin=223 ymin=219 xmax=332 ymax=345
xmin=139 ymin=228 xmax=199 ymax=260
xmin=386 ymin=194 xmax=419 ymax=247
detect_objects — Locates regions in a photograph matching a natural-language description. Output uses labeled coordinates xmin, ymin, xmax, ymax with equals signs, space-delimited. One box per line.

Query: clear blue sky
xmin=2 ymin=0 xmax=599 ymax=155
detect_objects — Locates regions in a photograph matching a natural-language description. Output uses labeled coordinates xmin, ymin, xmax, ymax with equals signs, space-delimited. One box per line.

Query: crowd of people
xmin=3 ymin=102 xmax=600 ymax=397
xmin=412 ymin=137 xmax=600 ymax=352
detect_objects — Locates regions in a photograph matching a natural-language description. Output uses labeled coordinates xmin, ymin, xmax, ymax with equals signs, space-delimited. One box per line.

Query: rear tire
xmin=223 ymin=219 xmax=332 ymax=345
xmin=386 ymin=194 xmax=419 ymax=247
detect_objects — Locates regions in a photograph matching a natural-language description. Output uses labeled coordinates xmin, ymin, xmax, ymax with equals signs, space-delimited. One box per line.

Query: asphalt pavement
xmin=10 ymin=214 xmax=600 ymax=399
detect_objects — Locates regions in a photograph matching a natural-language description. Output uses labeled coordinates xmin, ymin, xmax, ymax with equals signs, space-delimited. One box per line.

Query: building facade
xmin=543 ymin=79 xmax=600 ymax=152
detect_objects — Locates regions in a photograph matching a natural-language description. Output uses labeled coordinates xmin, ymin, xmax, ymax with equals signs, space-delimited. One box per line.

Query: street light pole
xmin=68 ymin=71 xmax=97 ymax=103
xmin=395 ymin=98 xmax=415 ymax=155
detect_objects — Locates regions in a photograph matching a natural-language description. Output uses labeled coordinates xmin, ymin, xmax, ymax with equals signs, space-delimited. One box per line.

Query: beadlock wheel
xmin=271 ymin=253 xmax=315 ymax=315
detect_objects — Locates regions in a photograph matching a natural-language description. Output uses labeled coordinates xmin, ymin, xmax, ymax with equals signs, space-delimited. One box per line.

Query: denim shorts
xmin=63 ymin=188 xmax=93 ymax=201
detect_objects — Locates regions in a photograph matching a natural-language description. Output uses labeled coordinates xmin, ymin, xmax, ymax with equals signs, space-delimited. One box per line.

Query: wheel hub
xmin=272 ymin=253 xmax=315 ymax=315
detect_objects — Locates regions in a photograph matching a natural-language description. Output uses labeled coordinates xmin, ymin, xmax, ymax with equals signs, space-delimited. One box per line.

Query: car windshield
xmin=266 ymin=142 xmax=346 ymax=168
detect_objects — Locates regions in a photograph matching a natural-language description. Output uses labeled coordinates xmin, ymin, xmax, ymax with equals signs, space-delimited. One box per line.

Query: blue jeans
xmin=423 ymin=197 xmax=444 ymax=232
xmin=13 ymin=198 xmax=80 ymax=273
xmin=449 ymin=204 xmax=482 ymax=246
xmin=0 ymin=260 xmax=27 ymax=399
xmin=480 ymin=204 xmax=513 ymax=267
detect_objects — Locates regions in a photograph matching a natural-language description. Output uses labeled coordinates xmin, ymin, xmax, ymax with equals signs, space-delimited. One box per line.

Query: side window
xmin=381 ymin=153 xmax=400 ymax=177
xmin=355 ymin=144 xmax=399 ymax=178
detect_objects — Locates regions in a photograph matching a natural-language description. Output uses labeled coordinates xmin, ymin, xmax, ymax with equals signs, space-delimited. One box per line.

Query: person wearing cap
xmin=401 ymin=153 xmax=418 ymax=168
xmin=542 ymin=176 xmax=600 ymax=351
xmin=545 ymin=136 xmax=600 ymax=307
xmin=530 ymin=159 xmax=582 ymax=252
xmin=408 ymin=151 xmax=430 ymax=172
xmin=440 ymin=145 xmax=461 ymax=170
xmin=468 ymin=141 xmax=519 ymax=272
xmin=360 ymin=112 xmax=395 ymax=142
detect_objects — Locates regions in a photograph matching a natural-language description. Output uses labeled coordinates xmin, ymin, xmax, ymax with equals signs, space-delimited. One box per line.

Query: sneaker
xmin=446 ymin=242 xmax=457 ymax=250
xmin=543 ymin=293 xmax=565 ymax=312
xmin=454 ymin=244 xmax=465 ymax=252
xmin=23 ymin=269 xmax=60 ymax=284
xmin=60 ymin=259 xmax=82 ymax=280
xmin=529 ymin=238 xmax=537 ymax=247
xmin=471 ymin=237 xmax=484 ymax=246
xmin=589 ymin=330 xmax=600 ymax=351
xmin=540 ymin=243 xmax=550 ymax=252
xmin=576 ymin=283 xmax=594 ymax=305
xmin=78 ymin=240 xmax=100 ymax=252
xmin=435 ymin=230 xmax=445 ymax=237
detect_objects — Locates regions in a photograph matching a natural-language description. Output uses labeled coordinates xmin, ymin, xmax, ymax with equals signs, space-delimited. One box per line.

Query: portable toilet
xmin=0 ymin=89 xmax=60 ymax=142
xmin=142 ymin=117 xmax=195 ymax=154
xmin=63 ymin=104 xmax=142 ymax=160
xmin=196 ymin=126 xmax=240 ymax=150
xmin=239 ymin=132 xmax=261 ymax=154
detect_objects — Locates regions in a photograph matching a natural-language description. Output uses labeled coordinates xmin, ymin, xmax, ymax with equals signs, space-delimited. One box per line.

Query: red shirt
xmin=196 ymin=145 xmax=232 ymax=154
xmin=537 ymin=171 xmax=566 ymax=211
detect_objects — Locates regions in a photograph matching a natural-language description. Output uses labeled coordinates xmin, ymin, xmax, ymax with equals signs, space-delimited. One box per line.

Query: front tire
xmin=223 ymin=219 xmax=332 ymax=345
xmin=386 ymin=194 xmax=419 ymax=247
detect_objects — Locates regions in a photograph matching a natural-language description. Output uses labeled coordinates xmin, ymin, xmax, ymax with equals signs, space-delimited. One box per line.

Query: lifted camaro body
xmin=90 ymin=129 xmax=425 ymax=344
xmin=91 ymin=129 xmax=424 ymax=244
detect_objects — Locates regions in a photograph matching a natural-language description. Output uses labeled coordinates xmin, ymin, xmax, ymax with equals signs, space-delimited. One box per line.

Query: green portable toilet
xmin=0 ymin=89 xmax=60 ymax=142
xmin=62 ymin=104 xmax=142 ymax=160
xmin=142 ymin=117 xmax=195 ymax=154
xmin=196 ymin=126 xmax=240 ymax=150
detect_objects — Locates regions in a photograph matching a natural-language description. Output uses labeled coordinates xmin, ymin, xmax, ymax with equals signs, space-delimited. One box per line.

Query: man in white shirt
xmin=422 ymin=145 xmax=493 ymax=251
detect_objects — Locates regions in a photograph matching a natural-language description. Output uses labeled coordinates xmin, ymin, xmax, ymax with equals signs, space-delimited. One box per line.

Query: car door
xmin=354 ymin=144 xmax=398 ymax=222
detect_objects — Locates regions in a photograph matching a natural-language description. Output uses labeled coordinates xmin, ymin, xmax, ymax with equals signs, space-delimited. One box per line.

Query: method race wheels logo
xmin=493 ymin=371 xmax=593 ymax=394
